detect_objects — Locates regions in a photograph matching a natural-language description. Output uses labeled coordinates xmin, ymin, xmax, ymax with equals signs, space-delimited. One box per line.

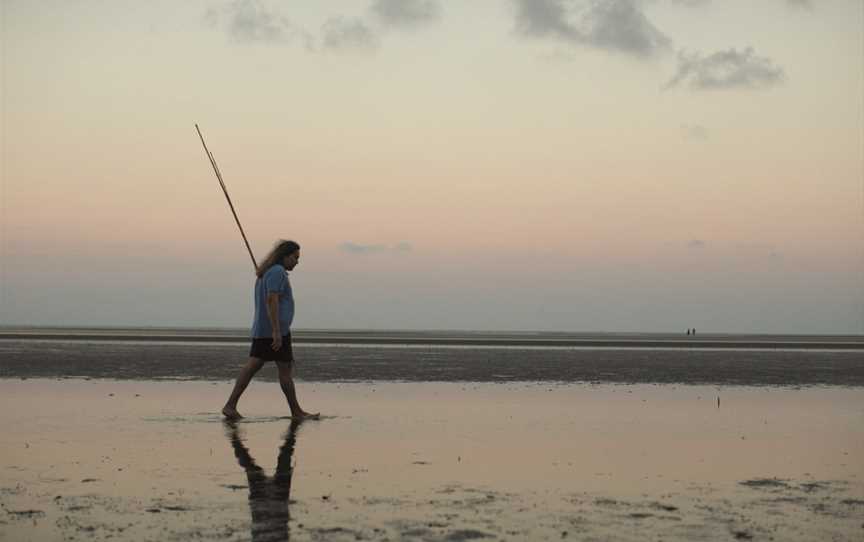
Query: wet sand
xmin=1 ymin=379 xmax=862 ymax=541
xmin=2 ymin=327 xmax=863 ymax=349
xmin=1 ymin=339 xmax=863 ymax=386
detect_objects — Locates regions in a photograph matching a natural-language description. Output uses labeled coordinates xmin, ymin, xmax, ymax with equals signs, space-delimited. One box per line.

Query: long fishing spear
xmin=195 ymin=124 xmax=258 ymax=272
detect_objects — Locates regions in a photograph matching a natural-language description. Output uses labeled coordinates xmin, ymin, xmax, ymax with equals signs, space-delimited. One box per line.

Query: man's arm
xmin=267 ymin=292 xmax=282 ymax=350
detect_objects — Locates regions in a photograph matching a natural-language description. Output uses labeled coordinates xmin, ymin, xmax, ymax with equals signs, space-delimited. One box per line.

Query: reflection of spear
xmin=195 ymin=124 xmax=258 ymax=272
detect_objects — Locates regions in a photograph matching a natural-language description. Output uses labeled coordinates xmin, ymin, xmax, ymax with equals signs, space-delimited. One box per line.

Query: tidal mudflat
xmin=1 ymin=379 xmax=862 ymax=541
xmin=2 ymin=338 xmax=863 ymax=385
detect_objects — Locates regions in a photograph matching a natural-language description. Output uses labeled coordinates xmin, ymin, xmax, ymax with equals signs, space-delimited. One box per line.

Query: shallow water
xmin=1 ymin=379 xmax=862 ymax=541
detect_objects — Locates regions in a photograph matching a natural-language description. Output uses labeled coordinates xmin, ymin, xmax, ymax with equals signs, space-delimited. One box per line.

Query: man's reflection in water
xmin=225 ymin=419 xmax=304 ymax=541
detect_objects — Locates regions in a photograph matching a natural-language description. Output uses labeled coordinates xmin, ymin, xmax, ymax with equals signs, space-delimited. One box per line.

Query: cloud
xmin=207 ymin=1 xmax=380 ymax=53
xmin=340 ymin=242 xmax=414 ymax=254
xmin=515 ymin=0 xmax=574 ymax=38
xmin=681 ymin=123 xmax=708 ymax=141
xmin=513 ymin=0 xmax=672 ymax=59
xmin=207 ymin=0 xmax=314 ymax=48
xmin=321 ymin=16 xmax=379 ymax=52
xmin=664 ymin=47 xmax=786 ymax=91
xmin=370 ymin=0 xmax=441 ymax=27
xmin=687 ymin=239 xmax=706 ymax=249
xmin=786 ymin=0 xmax=812 ymax=10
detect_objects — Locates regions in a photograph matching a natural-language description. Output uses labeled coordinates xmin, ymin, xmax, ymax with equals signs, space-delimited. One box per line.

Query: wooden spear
xmin=195 ymin=124 xmax=258 ymax=272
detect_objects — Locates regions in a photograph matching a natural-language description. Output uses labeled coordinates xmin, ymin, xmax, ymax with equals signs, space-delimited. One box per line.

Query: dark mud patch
xmin=64 ymin=504 xmax=92 ymax=512
xmin=400 ymin=526 xmax=432 ymax=537
xmin=425 ymin=487 xmax=510 ymax=513
xmin=650 ymin=502 xmax=679 ymax=512
xmin=5 ymin=509 xmax=45 ymax=518
xmin=304 ymin=525 xmax=365 ymax=539
xmin=55 ymin=515 xmax=129 ymax=537
xmin=570 ymin=495 xmax=687 ymax=526
xmin=741 ymin=478 xmax=848 ymax=495
xmin=353 ymin=496 xmax=406 ymax=507
xmin=740 ymin=478 xmax=791 ymax=490
xmin=738 ymin=478 xmax=863 ymax=522
xmin=444 ymin=529 xmax=494 ymax=540
xmin=799 ymin=481 xmax=832 ymax=493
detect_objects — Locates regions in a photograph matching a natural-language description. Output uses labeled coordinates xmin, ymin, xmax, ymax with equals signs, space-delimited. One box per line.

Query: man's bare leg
xmin=223 ymin=357 xmax=265 ymax=419
xmin=277 ymin=362 xmax=319 ymax=419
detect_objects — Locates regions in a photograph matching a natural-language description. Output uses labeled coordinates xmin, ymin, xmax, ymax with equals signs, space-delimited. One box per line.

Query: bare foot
xmin=222 ymin=406 xmax=243 ymax=420
xmin=292 ymin=411 xmax=320 ymax=420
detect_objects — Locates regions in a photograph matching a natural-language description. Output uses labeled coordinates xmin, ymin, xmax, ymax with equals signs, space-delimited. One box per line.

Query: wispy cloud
xmin=664 ymin=47 xmax=786 ymax=91
xmin=786 ymin=0 xmax=813 ymax=10
xmin=370 ymin=0 xmax=441 ymax=28
xmin=340 ymin=242 xmax=414 ymax=254
xmin=207 ymin=0 xmax=380 ymax=53
xmin=668 ymin=0 xmax=711 ymax=7
xmin=206 ymin=0 xmax=314 ymax=48
xmin=664 ymin=0 xmax=812 ymax=9
xmin=321 ymin=16 xmax=379 ymax=52
xmin=513 ymin=0 xmax=672 ymax=59
xmin=208 ymin=0 xmax=445 ymax=53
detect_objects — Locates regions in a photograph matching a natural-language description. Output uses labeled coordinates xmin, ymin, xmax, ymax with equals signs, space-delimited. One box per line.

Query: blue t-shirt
xmin=251 ymin=264 xmax=295 ymax=338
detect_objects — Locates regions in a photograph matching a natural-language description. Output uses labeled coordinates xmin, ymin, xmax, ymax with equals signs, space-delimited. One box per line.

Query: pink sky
xmin=2 ymin=0 xmax=862 ymax=332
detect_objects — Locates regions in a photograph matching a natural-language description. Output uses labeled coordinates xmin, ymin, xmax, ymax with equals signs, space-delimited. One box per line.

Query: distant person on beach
xmin=222 ymin=240 xmax=318 ymax=420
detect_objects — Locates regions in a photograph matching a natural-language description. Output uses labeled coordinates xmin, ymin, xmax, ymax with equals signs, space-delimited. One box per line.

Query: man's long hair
xmin=256 ymin=240 xmax=300 ymax=278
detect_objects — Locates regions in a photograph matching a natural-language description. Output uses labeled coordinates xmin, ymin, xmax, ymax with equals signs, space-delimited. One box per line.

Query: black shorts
xmin=249 ymin=333 xmax=294 ymax=364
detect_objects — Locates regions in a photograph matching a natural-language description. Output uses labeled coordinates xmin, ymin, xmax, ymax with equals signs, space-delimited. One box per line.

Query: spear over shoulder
xmin=195 ymin=123 xmax=258 ymax=272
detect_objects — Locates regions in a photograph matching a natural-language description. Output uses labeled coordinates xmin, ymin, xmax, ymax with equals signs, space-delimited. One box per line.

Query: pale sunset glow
xmin=2 ymin=0 xmax=862 ymax=332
